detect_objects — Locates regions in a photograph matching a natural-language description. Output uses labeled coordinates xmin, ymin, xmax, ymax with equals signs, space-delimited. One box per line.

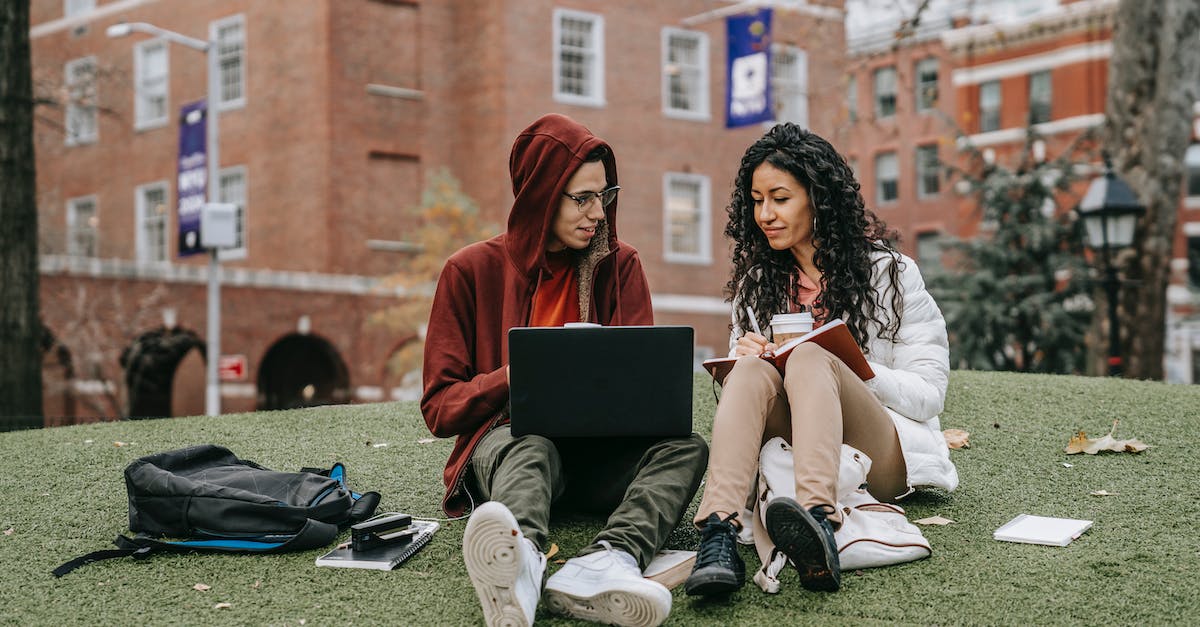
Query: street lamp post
xmin=1076 ymin=158 xmax=1145 ymax=376
xmin=108 ymin=22 xmax=224 ymax=415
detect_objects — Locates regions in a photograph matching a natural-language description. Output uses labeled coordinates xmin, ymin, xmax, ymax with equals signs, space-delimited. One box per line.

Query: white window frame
xmin=553 ymin=8 xmax=605 ymax=107
xmin=873 ymin=66 xmax=896 ymax=119
xmin=846 ymin=74 xmax=857 ymax=122
xmin=1028 ymin=70 xmax=1052 ymax=125
xmin=663 ymin=172 xmax=712 ymax=265
xmin=661 ymin=28 xmax=710 ymax=121
xmin=916 ymin=144 xmax=940 ymax=198
xmin=772 ymin=44 xmax=808 ymax=127
xmin=916 ymin=231 xmax=944 ymax=273
xmin=135 ymin=181 xmax=170 ymax=263
xmin=1186 ymin=144 xmax=1200 ymax=201
xmin=64 ymin=0 xmax=94 ymax=18
xmin=65 ymin=56 xmax=98 ymax=146
xmin=979 ymin=80 xmax=1001 ymax=132
xmin=875 ymin=152 xmax=899 ymax=205
xmin=217 ymin=166 xmax=248 ymax=260
xmin=67 ymin=195 xmax=99 ymax=257
xmin=210 ymin=14 xmax=246 ymax=110
xmin=134 ymin=39 xmax=169 ymax=129
xmin=915 ymin=57 xmax=938 ymax=112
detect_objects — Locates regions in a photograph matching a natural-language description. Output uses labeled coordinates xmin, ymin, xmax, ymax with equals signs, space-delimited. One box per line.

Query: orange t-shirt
xmin=530 ymin=251 xmax=581 ymax=327
xmin=791 ymin=271 xmax=824 ymax=323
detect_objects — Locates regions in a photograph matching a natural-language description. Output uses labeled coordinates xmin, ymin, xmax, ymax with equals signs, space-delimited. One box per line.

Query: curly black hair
xmin=725 ymin=123 xmax=903 ymax=351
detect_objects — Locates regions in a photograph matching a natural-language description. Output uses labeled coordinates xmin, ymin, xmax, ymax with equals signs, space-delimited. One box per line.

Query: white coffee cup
xmin=770 ymin=312 xmax=814 ymax=344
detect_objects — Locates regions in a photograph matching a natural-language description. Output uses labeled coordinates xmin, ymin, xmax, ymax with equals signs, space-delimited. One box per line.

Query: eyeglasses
xmin=562 ymin=185 xmax=621 ymax=211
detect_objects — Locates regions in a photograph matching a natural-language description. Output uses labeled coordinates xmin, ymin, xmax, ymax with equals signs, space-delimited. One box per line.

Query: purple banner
xmin=726 ymin=8 xmax=773 ymax=128
xmin=177 ymin=100 xmax=207 ymax=257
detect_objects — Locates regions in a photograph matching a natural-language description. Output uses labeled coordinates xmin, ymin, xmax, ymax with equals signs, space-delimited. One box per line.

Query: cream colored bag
xmin=751 ymin=437 xmax=932 ymax=593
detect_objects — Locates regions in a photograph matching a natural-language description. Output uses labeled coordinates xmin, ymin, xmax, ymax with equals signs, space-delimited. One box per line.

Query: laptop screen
xmin=507 ymin=325 xmax=694 ymax=438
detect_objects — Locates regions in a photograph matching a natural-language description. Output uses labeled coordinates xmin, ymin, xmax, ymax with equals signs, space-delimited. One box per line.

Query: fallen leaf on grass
xmin=544 ymin=543 xmax=559 ymax=560
xmin=193 ymin=583 xmax=211 ymax=592
xmin=113 ymin=441 xmax=128 ymax=447
xmin=1062 ymin=462 xmax=1073 ymax=467
xmin=417 ymin=438 xmax=437 ymax=445
xmin=372 ymin=443 xmax=390 ymax=448
xmin=553 ymin=559 xmax=566 ymax=565
xmin=3 ymin=528 xmax=13 ymax=536
xmin=213 ymin=602 xmax=232 ymax=610
xmin=914 ymin=516 xmax=955 ymax=526
xmin=942 ymin=429 xmax=970 ymax=449
xmin=251 ymin=580 xmax=261 ymax=589
xmin=1064 ymin=420 xmax=1149 ymax=455
xmin=1089 ymin=490 xmax=1118 ymax=497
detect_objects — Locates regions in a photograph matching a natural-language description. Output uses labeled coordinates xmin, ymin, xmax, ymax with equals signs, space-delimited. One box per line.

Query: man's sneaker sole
xmin=764 ymin=498 xmax=841 ymax=592
xmin=544 ymin=577 xmax=671 ymax=627
xmin=463 ymin=503 xmax=537 ymax=627
xmin=684 ymin=565 xmax=744 ymax=596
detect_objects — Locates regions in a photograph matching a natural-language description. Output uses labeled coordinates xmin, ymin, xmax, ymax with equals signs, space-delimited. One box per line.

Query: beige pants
xmin=695 ymin=343 xmax=907 ymax=527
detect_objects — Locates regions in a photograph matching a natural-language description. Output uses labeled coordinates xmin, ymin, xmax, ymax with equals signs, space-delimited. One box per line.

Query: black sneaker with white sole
xmin=763 ymin=498 xmax=840 ymax=592
xmin=684 ymin=512 xmax=745 ymax=596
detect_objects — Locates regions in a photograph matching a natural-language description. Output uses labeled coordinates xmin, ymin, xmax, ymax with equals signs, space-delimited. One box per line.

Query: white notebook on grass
xmin=993 ymin=514 xmax=1093 ymax=547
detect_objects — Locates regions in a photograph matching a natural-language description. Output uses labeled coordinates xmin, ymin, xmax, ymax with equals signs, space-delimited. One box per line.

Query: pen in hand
xmin=746 ymin=306 xmax=763 ymax=337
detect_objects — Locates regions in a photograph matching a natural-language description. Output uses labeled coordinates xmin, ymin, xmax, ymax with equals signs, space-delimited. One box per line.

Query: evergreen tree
xmin=930 ymin=141 xmax=1094 ymax=374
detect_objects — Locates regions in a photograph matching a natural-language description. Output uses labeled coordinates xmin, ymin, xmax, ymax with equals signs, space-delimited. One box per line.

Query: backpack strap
xmin=52 ymin=518 xmax=341 ymax=577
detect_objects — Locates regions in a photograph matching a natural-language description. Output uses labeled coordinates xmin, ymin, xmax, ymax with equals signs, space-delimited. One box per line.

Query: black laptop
xmin=507 ymin=325 xmax=694 ymax=438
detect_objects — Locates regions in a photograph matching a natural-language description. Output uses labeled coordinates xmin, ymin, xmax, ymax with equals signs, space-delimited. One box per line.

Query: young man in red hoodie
xmin=421 ymin=114 xmax=708 ymax=627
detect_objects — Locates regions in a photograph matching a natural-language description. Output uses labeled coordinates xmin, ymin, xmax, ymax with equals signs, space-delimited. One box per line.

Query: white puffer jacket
xmin=728 ymin=250 xmax=958 ymax=493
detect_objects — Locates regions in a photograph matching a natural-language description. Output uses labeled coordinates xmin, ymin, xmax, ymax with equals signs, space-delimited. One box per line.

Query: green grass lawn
xmin=2 ymin=370 xmax=1198 ymax=625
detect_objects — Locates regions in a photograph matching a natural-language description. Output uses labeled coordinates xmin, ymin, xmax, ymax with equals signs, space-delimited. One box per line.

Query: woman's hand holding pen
xmin=734 ymin=332 xmax=777 ymax=357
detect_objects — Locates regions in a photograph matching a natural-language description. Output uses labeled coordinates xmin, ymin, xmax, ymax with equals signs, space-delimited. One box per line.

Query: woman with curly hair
xmin=684 ymin=124 xmax=958 ymax=597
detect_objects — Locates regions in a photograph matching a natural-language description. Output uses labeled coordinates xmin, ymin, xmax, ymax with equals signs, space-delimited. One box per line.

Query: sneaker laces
xmin=696 ymin=512 xmax=740 ymax=566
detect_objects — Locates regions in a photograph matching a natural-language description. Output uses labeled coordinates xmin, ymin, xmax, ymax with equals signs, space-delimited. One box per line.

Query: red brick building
xmin=30 ymin=0 xmax=850 ymax=422
xmin=840 ymin=0 xmax=1200 ymax=382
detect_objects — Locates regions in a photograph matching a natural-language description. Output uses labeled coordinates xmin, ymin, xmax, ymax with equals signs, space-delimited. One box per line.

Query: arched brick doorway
xmin=122 ymin=327 xmax=204 ymax=419
xmin=257 ymin=333 xmax=351 ymax=410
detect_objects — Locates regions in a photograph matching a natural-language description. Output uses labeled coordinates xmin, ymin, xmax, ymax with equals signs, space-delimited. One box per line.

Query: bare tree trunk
xmin=0 ymin=0 xmax=43 ymax=428
xmin=1103 ymin=0 xmax=1200 ymax=380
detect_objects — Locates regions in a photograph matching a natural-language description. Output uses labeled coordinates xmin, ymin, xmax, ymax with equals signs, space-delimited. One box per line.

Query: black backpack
xmin=54 ymin=444 xmax=380 ymax=576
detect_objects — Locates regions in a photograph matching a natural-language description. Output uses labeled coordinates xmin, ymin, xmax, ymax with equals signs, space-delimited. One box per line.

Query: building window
xmin=663 ymin=172 xmax=711 ymax=264
xmin=846 ymin=74 xmax=857 ymax=122
xmin=134 ymin=39 xmax=169 ymax=129
xmin=211 ymin=15 xmax=245 ymax=108
xmin=67 ymin=196 xmax=98 ymax=257
xmin=916 ymin=144 xmax=940 ymax=198
xmin=915 ymin=58 xmax=938 ymax=112
xmin=1187 ymin=144 xmax=1200 ymax=197
xmin=873 ymin=66 xmax=896 ymax=119
xmin=772 ymin=44 xmax=808 ymax=127
xmin=979 ymin=80 xmax=1001 ymax=132
xmin=1188 ymin=236 xmax=1200 ymax=289
xmin=217 ymin=166 xmax=247 ymax=260
xmin=662 ymin=28 xmax=709 ymax=120
xmin=1029 ymin=70 xmax=1051 ymax=124
xmin=875 ymin=152 xmax=898 ymax=204
xmin=136 ymin=182 xmax=169 ymax=263
xmin=554 ymin=9 xmax=604 ymax=107
xmin=916 ymin=231 xmax=944 ymax=273
xmin=64 ymin=0 xmax=94 ymax=17
xmin=65 ymin=56 xmax=97 ymax=145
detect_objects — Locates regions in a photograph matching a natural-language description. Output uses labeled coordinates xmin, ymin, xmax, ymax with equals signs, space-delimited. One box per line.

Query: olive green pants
xmin=469 ymin=425 xmax=708 ymax=569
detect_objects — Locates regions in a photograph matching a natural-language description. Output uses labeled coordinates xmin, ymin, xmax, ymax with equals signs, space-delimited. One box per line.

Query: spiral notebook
xmin=315 ymin=520 xmax=440 ymax=570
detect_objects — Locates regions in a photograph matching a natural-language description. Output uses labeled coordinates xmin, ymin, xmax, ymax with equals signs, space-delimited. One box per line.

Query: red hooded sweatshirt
xmin=421 ymin=114 xmax=654 ymax=516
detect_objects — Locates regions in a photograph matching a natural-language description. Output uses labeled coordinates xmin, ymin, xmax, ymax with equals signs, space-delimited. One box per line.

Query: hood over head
xmin=506 ymin=113 xmax=619 ymax=277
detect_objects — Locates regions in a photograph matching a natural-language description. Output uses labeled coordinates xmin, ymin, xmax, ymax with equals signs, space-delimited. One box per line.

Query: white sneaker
xmin=462 ymin=501 xmax=546 ymax=627
xmin=544 ymin=541 xmax=672 ymax=627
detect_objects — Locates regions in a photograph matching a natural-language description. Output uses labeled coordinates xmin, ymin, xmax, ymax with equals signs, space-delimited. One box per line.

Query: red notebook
xmin=702 ymin=319 xmax=875 ymax=384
